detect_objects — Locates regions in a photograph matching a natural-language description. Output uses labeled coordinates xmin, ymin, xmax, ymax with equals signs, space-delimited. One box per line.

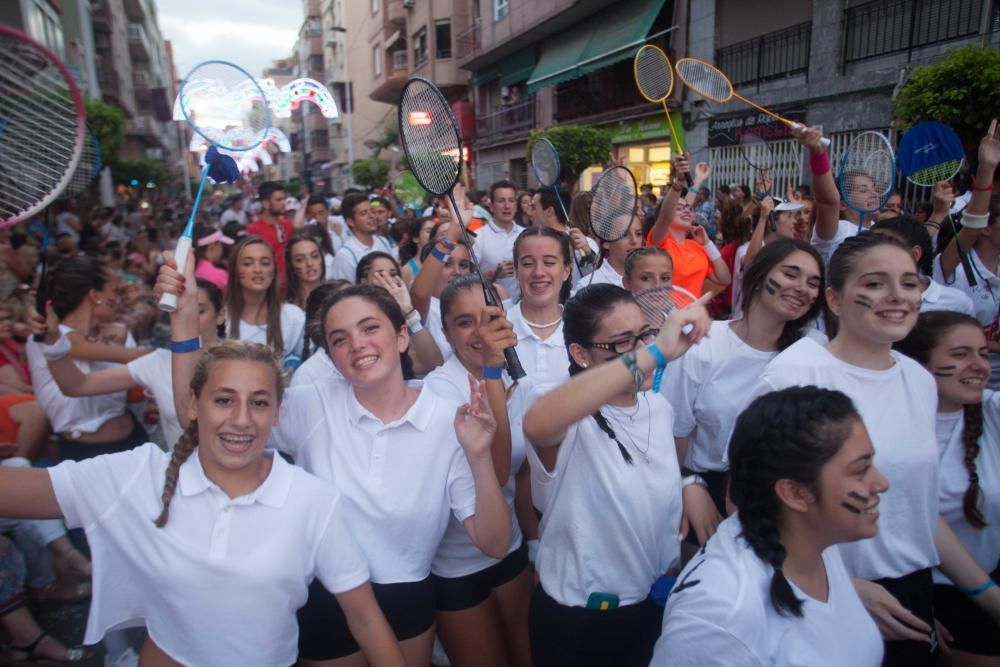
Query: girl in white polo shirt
xmin=653 ymin=386 xmax=887 ymax=666
xmin=662 ymin=239 xmax=825 ymax=553
xmin=755 ymin=232 xmax=1000 ymax=666
xmin=571 ymin=215 xmax=643 ymax=295
xmin=0 ymin=339 xmax=406 ymax=667
xmin=523 ymin=283 xmax=712 ymax=666
xmin=895 ymin=311 xmax=1000 ymax=662
xmin=424 ymin=275 xmax=532 ymax=667
xmin=226 ymin=235 xmax=305 ymax=370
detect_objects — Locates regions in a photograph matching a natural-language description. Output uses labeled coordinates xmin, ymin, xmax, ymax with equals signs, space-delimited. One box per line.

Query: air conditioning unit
xmin=402 ymin=0 xmax=415 ymax=8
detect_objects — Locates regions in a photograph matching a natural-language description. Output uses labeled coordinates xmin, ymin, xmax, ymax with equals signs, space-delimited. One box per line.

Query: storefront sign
xmin=708 ymin=109 xmax=807 ymax=147
xmin=608 ymin=113 xmax=685 ymax=146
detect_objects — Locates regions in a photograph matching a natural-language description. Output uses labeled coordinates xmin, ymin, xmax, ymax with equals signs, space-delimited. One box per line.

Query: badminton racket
xmin=675 ymin=58 xmax=830 ymax=148
xmin=898 ymin=121 xmax=975 ymax=285
xmin=58 ymin=128 xmax=101 ymax=200
xmin=160 ymin=59 xmax=271 ymax=312
xmin=838 ymin=131 xmax=896 ymax=235
xmin=398 ymin=76 xmax=525 ymax=380
xmin=530 ymin=138 xmax=588 ymax=266
xmin=634 ymin=45 xmax=691 ymax=186
xmin=0 ymin=25 xmax=85 ymax=229
xmin=589 ymin=166 xmax=639 ymax=244
xmin=631 ymin=283 xmax=698 ymax=390
xmin=738 ymin=132 xmax=774 ymax=172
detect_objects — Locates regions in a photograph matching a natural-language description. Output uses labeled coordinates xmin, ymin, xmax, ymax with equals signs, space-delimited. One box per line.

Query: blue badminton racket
xmin=160 ymin=60 xmax=271 ymax=311
xmin=838 ymin=131 xmax=896 ymax=235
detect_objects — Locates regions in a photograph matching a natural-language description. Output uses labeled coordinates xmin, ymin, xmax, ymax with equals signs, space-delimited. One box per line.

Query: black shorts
xmin=57 ymin=413 xmax=149 ymax=462
xmin=297 ymin=577 xmax=435 ymax=660
xmin=934 ymin=574 xmax=1000 ymax=656
xmin=433 ymin=539 xmax=529 ymax=612
xmin=875 ymin=568 xmax=936 ymax=667
xmin=682 ymin=468 xmax=729 ymax=547
xmin=529 ymin=585 xmax=662 ymax=667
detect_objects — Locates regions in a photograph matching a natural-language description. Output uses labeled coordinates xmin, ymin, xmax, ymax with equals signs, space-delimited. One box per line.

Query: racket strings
xmin=909 ymin=160 xmax=963 ymax=187
xmin=738 ymin=134 xmax=774 ymax=171
xmin=531 ymin=141 xmax=560 ymax=186
xmin=399 ymin=81 xmax=461 ymax=196
xmin=632 ymin=285 xmax=697 ymax=330
xmin=675 ymin=59 xmax=732 ymax=102
xmin=590 ymin=167 xmax=638 ymax=243
xmin=635 ymin=47 xmax=673 ymax=101
xmin=839 ymin=132 xmax=896 ymax=214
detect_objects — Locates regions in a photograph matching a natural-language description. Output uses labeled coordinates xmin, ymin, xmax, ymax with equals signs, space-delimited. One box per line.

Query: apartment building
xmin=261 ymin=57 xmax=301 ymax=184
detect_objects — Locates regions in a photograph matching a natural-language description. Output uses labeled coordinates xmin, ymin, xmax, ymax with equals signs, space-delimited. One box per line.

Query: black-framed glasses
xmin=586 ymin=328 xmax=658 ymax=355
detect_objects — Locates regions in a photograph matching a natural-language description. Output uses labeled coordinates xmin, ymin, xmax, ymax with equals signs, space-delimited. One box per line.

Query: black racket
xmin=590 ymin=166 xmax=639 ymax=243
xmin=398 ymin=77 xmax=525 ymax=379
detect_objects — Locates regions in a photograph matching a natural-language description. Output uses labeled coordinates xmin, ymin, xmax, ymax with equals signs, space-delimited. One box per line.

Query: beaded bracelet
xmin=621 ymin=351 xmax=645 ymax=390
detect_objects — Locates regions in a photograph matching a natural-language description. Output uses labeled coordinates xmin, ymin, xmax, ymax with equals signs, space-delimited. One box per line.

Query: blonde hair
xmin=154 ymin=340 xmax=284 ymax=527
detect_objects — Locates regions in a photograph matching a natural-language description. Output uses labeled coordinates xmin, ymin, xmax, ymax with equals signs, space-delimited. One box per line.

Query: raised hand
xmin=793 ymin=124 xmax=826 ymax=154
xmin=691 ymin=224 xmax=710 ymax=246
xmin=693 ymin=162 xmax=711 ymax=187
xmin=478 ymin=306 xmax=517 ymax=368
xmin=454 ymin=374 xmax=497 ymax=460
xmin=655 ymin=290 xmax=713 ymax=360
xmin=28 ymin=300 xmax=59 ymax=345
xmin=369 ymin=271 xmax=413 ymax=314
xmin=979 ymin=119 xmax=1000 ymax=170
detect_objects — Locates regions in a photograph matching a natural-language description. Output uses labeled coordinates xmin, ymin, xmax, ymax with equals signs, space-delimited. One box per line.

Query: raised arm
xmin=795 ymin=126 xmax=840 ymax=241
xmin=650 ymin=157 xmax=690 ymax=246
xmin=942 ymin=124 xmax=1000 ymax=278
xmin=368 ymin=271 xmax=443 ymax=373
xmin=410 ymin=219 xmax=463 ymax=319
xmin=478 ymin=305 xmax=517 ymax=483
xmin=744 ymin=197 xmax=775 ymax=268
xmin=64 ymin=333 xmax=150 ymax=364
xmin=154 ymin=249 xmax=200 ymax=429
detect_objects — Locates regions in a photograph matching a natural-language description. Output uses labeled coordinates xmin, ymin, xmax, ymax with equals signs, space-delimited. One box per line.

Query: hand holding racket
xmin=652 ymin=290 xmax=714 ymax=360
xmin=634 ymin=45 xmax=692 ymax=186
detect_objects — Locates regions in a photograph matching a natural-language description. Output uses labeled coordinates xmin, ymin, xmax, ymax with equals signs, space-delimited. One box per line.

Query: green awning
xmin=470 ymin=45 xmax=537 ymax=87
xmin=527 ymin=0 xmax=667 ymax=92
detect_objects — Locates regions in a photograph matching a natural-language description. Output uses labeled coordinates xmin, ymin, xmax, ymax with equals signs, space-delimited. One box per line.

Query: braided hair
xmin=154 ymin=340 xmax=284 ymax=527
xmin=563 ymin=283 xmax=641 ymax=464
xmin=894 ymin=311 xmax=988 ymax=528
xmin=729 ymin=386 xmax=860 ymax=617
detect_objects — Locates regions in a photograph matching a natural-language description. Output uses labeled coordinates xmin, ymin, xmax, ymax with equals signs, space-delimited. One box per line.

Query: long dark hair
xmin=513 ymin=226 xmax=573 ymax=304
xmin=302 ymin=279 xmax=351 ymax=362
xmin=48 ymin=256 xmax=108 ymax=319
xmin=400 ymin=216 xmax=435 ymax=266
xmin=740 ymin=238 xmax=825 ymax=351
xmin=729 ymin=386 xmax=861 ymax=617
xmin=285 ymin=233 xmax=326 ymax=309
xmin=227 ymin=236 xmax=284 ymax=354
xmin=195 ymin=278 xmax=226 ymax=339
xmin=563 ymin=283 xmax=641 ymax=464
xmin=317 ymin=284 xmax=414 ymax=379
xmin=894 ymin=311 xmax=988 ymax=528
xmin=356 ymin=251 xmax=402 ymax=284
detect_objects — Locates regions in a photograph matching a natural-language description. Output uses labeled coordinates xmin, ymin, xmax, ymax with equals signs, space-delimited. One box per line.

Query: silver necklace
xmin=605 ymin=394 xmax=652 ymax=463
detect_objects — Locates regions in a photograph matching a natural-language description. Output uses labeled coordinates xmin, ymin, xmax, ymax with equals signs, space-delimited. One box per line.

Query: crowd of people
xmin=0 ymin=121 xmax=997 ymax=667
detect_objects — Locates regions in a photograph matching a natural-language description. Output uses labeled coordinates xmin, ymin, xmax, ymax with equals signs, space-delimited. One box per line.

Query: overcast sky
xmin=157 ymin=0 xmax=301 ymax=79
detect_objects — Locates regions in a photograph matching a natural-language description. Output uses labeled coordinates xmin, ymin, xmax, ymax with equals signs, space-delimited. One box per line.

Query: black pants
xmin=529 ymin=584 xmax=662 ymax=667
xmin=57 ymin=413 xmax=149 ymax=462
xmin=876 ymin=568 xmax=936 ymax=667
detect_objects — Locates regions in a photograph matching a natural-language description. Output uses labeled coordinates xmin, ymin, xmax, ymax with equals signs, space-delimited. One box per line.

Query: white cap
xmin=774 ymin=199 xmax=804 ymax=212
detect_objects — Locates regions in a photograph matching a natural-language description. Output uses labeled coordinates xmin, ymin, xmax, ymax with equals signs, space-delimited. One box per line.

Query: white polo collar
xmin=345 ymin=380 xmax=434 ymax=431
xmin=178 ymin=449 xmax=291 ymax=508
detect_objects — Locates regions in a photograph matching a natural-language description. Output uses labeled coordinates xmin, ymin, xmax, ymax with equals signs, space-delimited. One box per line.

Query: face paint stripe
xmin=852 ymin=294 xmax=874 ymax=309
xmin=764 ymin=277 xmax=780 ymax=295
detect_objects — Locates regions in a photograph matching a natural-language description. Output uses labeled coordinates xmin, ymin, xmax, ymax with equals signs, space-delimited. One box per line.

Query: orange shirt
xmin=648 ymin=232 xmax=712 ymax=297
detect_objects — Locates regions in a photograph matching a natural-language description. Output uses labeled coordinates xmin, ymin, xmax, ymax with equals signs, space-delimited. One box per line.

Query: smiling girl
xmin=286 ymin=233 xmax=326 ymax=310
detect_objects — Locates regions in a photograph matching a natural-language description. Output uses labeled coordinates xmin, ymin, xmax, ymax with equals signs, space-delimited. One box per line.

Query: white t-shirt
xmin=49 ymin=443 xmax=368 ymax=667
xmin=507 ymin=303 xmax=569 ymax=387
xmin=571 ymin=260 xmax=623 ymax=296
xmin=424 ymin=355 xmax=525 ymax=576
xmin=228 ymin=303 xmax=305 ymax=368
xmin=220 ymin=207 xmax=247 ymax=227
xmin=921 ymin=278 xmax=976 ymax=317
xmin=755 ymin=337 xmax=939 ymax=580
xmin=127 ymin=349 xmax=181 ymax=450
xmin=473 ymin=220 xmax=525 ymax=301
xmin=534 ymin=392 xmax=682 ymax=607
xmin=933 ymin=391 xmax=1000 ymax=585
xmin=329 ymin=233 xmax=397 ymax=282
xmin=933 ymin=251 xmax=1000 ymax=388
xmin=271 ymin=378 xmax=477 ymax=583
xmin=663 ymin=321 xmax=776 ymax=473
xmin=731 ymin=241 xmax=752 ymax=320
xmin=653 ymin=515 xmax=883 ymax=667
xmin=426 ymin=296 xmax=452 ymax=360
xmin=811 ymin=219 xmax=861 ymax=266
xmin=289 ymin=349 xmax=344 ymax=387
xmin=26 ymin=325 xmax=127 ymax=436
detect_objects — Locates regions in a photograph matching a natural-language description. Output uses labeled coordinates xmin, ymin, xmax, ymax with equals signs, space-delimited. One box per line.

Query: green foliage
xmin=527 ymin=125 xmax=612 ymax=188
xmin=351 ymin=157 xmax=390 ymax=190
xmin=84 ymin=100 xmax=126 ymax=164
xmin=113 ymin=159 xmax=169 ymax=186
xmin=893 ymin=44 xmax=1000 ymax=157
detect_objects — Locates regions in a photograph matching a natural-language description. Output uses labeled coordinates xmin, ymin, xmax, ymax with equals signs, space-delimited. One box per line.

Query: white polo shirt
xmin=48 ymin=443 xmax=368 ymax=667
xmin=653 ymin=515 xmax=884 ymax=667
xmin=271 ymin=378 xmax=478 ymax=583
xmin=571 ymin=261 xmax=623 ymax=296
xmin=811 ymin=219 xmax=860 ymax=266
xmin=26 ymin=325 xmax=127 ymax=436
xmin=289 ymin=348 xmax=344 ymax=388
xmin=473 ymin=220 xmax=525 ymax=302
xmin=426 ymin=296 xmax=453 ymax=360
xmin=534 ymin=392 xmax=682 ymax=607
xmin=424 ymin=354 xmax=525 ymax=576
xmin=228 ymin=303 xmax=306 ymax=368
xmin=921 ymin=277 xmax=976 ymax=317
xmin=329 ymin=233 xmax=397 ymax=282
xmin=126 ymin=348 xmax=181 ymax=450
xmin=755 ymin=337 xmax=940 ymax=580
xmin=662 ymin=320 xmax=776 ymax=473
xmin=506 ymin=303 xmax=569 ymax=387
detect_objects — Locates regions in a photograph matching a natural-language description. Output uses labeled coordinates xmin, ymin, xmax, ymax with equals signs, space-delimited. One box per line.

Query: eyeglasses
xmin=586 ymin=328 xmax=658 ymax=355
xmin=676 ymin=204 xmax=693 ymax=212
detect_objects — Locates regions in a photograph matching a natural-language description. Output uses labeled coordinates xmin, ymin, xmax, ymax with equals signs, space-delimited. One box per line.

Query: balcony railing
xmin=127 ymin=23 xmax=151 ymax=58
xmin=391 ymin=50 xmax=408 ymax=72
xmin=476 ymin=95 xmax=537 ymax=143
xmin=716 ymin=22 xmax=811 ymax=88
xmin=456 ymin=20 xmax=480 ymax=59
xmin=843 ymin=0 xmax=991 ymax=65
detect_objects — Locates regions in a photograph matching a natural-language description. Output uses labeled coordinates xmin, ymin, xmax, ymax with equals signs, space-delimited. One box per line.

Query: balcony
xmin=476 ymin=94 xmax=537 ymax=146
xmin=387 ymin=0 xmax=407 ymax=25
xmin=843 ymin=0 xmax=993 ymax=65
xmin=127 ymin=23 xmax=151 ymax=61
xmin=456 ymin=20 xmax=480 ymax=60
xmin=370 ymin=49 xmax=409 ymax=104
xmin=553 ymin=57 xmax=654 ymax=124
xmin=716 ymin=22 xmax=811 ymax=89
xmin=126 ymin=114 xmax=172 ymax=150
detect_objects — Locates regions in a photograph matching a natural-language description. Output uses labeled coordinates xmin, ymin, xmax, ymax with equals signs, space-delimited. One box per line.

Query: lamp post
xmin=330 ymin=25 xmax=354 ymax=190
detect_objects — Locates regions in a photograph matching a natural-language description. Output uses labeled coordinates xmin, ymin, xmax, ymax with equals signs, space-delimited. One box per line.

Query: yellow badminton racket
xmin=633 ymin=45 xmax=691 ymax=186
xmin=674 ymin=58 xmax=830 ymax=148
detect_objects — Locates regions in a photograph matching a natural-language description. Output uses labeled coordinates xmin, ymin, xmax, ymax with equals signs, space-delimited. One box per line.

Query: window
xmin=373 ymin=44 xmax=382 ymax=77
xmin=435 ymin=20 xmax=452 ymax=58
xmin=413 ymin=27 xmax=428 ymax=68
xmin=493 ymin=0 xmax=509 ymax=21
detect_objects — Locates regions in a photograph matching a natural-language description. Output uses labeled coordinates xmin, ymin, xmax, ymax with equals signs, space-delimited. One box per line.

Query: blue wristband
xmin=646 ymin=342 xmax=668 ymax=369
xmin=959 ymin=578 xmax=996 ymax=598
xmin=430 ymin=245 xmax=450 ymax=262
xmin=171 ymin=336 xmax=201 ymax=354
xmin=482 ymin=366 xmax=504 ymax=380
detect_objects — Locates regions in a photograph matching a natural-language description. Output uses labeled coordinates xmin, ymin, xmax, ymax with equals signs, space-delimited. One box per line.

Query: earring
xmin=580 ymin=363 xmax=588 ymax=368
xmin=95 ymin=300 xmax=102 ymax=305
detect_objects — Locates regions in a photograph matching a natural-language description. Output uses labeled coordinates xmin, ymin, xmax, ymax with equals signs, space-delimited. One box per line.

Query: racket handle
xmin=684 ymin=172 xmax=693 ymax=187
xmin=32 ymin=257 xmax=48 ymax=343
xmin=820 ymin=136 xmax=831 ymax=148
xmin=158 ymin=236 xmax=193 ymax=313
xmin=503 ymin=345 xmax=526 ymax=381
xmin=790 ymin=122 xmax=831 ymax=149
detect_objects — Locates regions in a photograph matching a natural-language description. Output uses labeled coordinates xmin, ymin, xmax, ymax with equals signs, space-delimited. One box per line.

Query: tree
xmin=527 ymin=125 xmax=612 ymax=189
xmin=84 ymin=100 xmax=126 ymax=165
xmin=893 ymin=44 xmax=1000 ymax=160
xmin=351 ymin=157 xmax=390 ymax=190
